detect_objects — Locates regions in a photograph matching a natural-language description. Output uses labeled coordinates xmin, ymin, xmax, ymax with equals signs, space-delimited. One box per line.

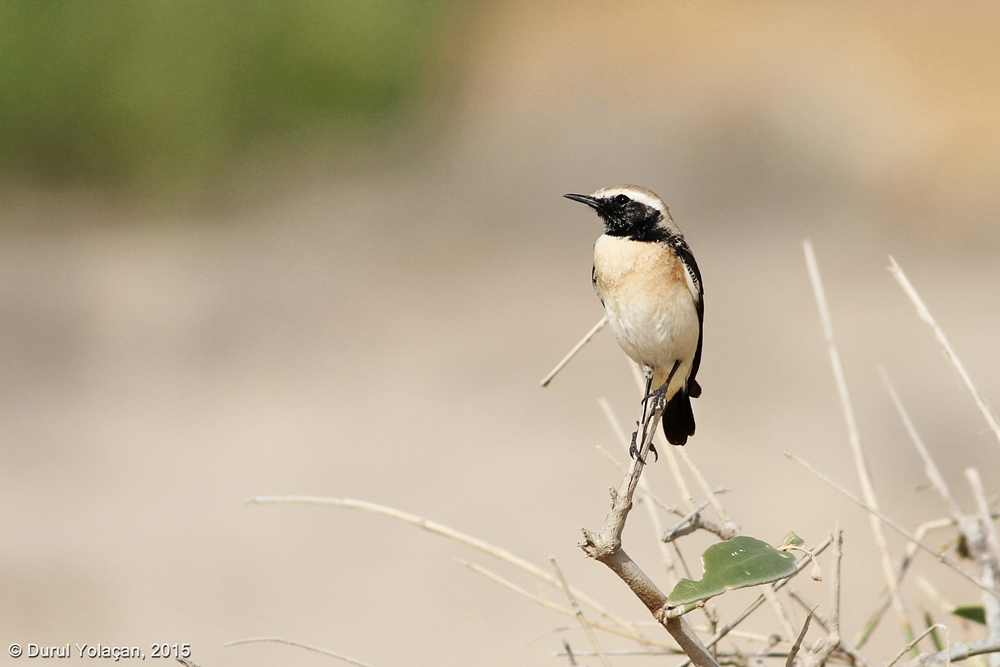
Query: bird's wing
xmin=671 ymin=237 xmax=704 ymax=396
xmin=592 ymin=264 xmax=604 ymax=306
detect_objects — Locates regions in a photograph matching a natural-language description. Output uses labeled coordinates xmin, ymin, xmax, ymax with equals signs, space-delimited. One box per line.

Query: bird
xmin=564 ymin=185 xmax=703 ymax=451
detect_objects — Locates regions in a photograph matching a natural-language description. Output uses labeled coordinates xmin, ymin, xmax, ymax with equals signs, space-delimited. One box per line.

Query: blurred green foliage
xmin=0 ymin=0 xmax=455 ymax=193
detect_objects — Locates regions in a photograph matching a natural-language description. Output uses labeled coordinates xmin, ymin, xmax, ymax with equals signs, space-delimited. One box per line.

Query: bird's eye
xmin=613 ymin=194 xmax=630 ymax=206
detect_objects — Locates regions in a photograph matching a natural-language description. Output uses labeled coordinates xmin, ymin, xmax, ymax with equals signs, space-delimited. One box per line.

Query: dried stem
xmin=245 ymin=495 xmax=646 ymax=641
xmin=966 ymin=468 xmax=1000 ymax=667
xmin=677 ymin=449 xmax=735 ymax=535
xmin=541 ymin=316 xmax=607 ymax=387
xmin=855 ymin=519 xmax=956 ymax=649
xmin=788 ymin=590 xmax=831 ymax=633
xmin=803 ymin=528 xmax=842 ymax=667
xmin=627 ymin=361 xmax=697 ymax=514
xmin=888 ymin=257 xmax=1000 ymax=449
xmin=887 ymin=626 xmax=949 ymax=667
xmin=580 ymin=398 xmax=719 ymax=667
xmin=805 ymin=240 xmax=913 ymax=641
xmin=903 ymin=637 xmax=1000 ymax=667
xmin=551 ymin=556 xmax=613 ymax=667
xmin=765 ymin=585 xmax=798 ymax=642
xmin=455 ymin=558 xmax=680 ymax=649
xmin=787 ymin=614 xmax=813 ymax=667
xmin=598 ymin=397 xmax=679 ymax=586
xmin=879 ymin=368 xmax=963 ymax=516
xmin=224 ymin=637 xmax=375 ymax=667
xmin=785 ymin=453 xmax=1000 ymax=599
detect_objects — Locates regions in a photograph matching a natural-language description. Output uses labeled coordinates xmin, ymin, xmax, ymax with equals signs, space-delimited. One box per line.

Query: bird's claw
xmin=628 ymin=427 xmax=646 ymax=463
xmin=642 ymin=384 xmax=669 ymax=411
xmin=628 ymin=425 xmax=657 ymax=463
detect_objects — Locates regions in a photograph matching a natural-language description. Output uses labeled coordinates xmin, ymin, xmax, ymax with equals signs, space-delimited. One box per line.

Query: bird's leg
xmin=638 ymin=360 xmax=682 ymax=461
xmin=648 ymin=360 xmax=682 ymax=410
xmin=629 ymin=421 xmax=642 ymax=462
xmin=630 ymin=369 xmax=656 ymax=462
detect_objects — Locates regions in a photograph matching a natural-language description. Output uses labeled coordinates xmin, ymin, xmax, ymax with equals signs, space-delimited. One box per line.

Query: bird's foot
xmin=628 ymin=425 xmax=646 ymax=463
xmin=628 ymin=423 xmax=658 ymax=463
xmin=642 ymin=382 xmax=669 ymax=411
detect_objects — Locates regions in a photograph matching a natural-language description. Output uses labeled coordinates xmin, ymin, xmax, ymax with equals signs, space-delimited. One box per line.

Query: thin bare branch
xmin=855 ymin=519 xmax=956 ymax=649
xmin=765 ymin=585 xmax=798 ymax=643
xmin=541 ymin=316 xmax=607 ymax=387
xmin=915 ymin=576 xmax=956 ymax=616
xmin=456 ymin=558 xmax=681 ymax=649
xmin=788 ymin=590 xmax=831 ymax=633
xmin=879 ymin=368 xmax=963 ymax=517
xmin=677 ymin=449 xmax=736 ymax=534
xmin=888 ymin=257 xmax=1000 ymax=449
xmin=805 ymin=240 xmax=912 ymax=640
xmin=663 ymin=501 xmax=710 ymax=542
xmin=245 ymin=495 xmax=646 ymax=641
xmin=886 ymin=625 xmax=948 ymax=667
xmin=966 ymin=468 xmax=1000 ymax=667
xmin=551 ymin=556 xmax=613 ymax=667
xmin=224 ymin=637 xmax=374 ymax=667
xmin=599 ymin=397 xmax=679 ymax=586
xmin=803 ymin=528 xmax=842 ymax=667
xmin=598 ymin=398 xmax=631 ymax=449
xmin=556 ymin=648 xmax=687 ymax=657
xmin=968 ymin=469 xmax=1000 ymax=567
xmin=904 ymin=637 xmax=1000 ymax=667
xmin=455 ymin=559 xmax=572 ymax=618
xmin=785 ymin=453 xmax=1000 ymax=599
xmin=596 ymin=444 xmax=627 ymax=473
xmin=787 ymin=614 xmax=813 ymax=667
xmin=627 ymin=361 xmax=697 ymax=514
xmin=580 ymin=396 xmax=720 ymax=667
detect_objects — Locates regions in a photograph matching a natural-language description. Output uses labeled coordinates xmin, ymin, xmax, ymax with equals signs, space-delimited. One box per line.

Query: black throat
xmin=601 ymin=207 xmax=671 ymax=243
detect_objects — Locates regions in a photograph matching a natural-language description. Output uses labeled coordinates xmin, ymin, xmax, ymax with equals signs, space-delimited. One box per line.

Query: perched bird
xmin=565 ymin=185 xmax=703 ymax=448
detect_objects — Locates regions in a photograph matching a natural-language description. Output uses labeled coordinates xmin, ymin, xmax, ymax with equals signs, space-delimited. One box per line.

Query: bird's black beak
xmin=564 ymin=193 xmax=601 ymax=210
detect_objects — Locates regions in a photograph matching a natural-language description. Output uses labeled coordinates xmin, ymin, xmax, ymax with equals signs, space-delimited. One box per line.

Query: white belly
xmin=593 ymin=235 xmax=700 ymax=398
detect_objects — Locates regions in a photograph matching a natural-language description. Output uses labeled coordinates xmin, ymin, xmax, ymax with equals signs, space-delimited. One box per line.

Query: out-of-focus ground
xmin=3 ymin=2 xmax=1000 ymax=666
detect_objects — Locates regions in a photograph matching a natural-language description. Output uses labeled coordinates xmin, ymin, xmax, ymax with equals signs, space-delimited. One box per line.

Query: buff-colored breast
xmin=593 ymin=235 xmax=700 ymax=397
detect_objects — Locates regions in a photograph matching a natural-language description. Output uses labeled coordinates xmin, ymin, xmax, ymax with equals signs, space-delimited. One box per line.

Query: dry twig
xmin=599 ymin=397 xmax=680 ymax=586
xmin=454 ymin=558 xmax=680 ymax=649
xmin=902 ymin=634 xmax=1000 ymax=667
xmin=541 ymin=316 xmax=607 ymax=387
xmin=803 ymin=528 xmax=842 ymax=667
xmin=579 ymin=399 xmax=719 ymax=667
xmin=887 ymin=625 xmax=949 ymax=667
xmin=224 ymin=637 xmax=375 ymax=667
xmin=551 ymin=556 xmax=613 ymax=667
xmin=888 ymin=257 xmax=1000 ymax=449
xmin=967 ymin=468 xmax=1000 ymax=667
xmin=786 ymin=614 xmax=813 ymax=667
xmin=785 ymin=453 xmax=1000 ymax=599
xmin=805 ymin=241 xmax=913 ymax=642
xmin=245 ymin=495 xmax=647 ymax=642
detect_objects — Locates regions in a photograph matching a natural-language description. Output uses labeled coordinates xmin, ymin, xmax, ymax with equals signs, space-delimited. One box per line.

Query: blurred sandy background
xmin=3 ymin=2 xmax=1000 ymax=666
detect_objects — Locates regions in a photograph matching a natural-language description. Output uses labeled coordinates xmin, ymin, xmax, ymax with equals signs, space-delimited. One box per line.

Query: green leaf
xmin=953 ymin=605 xmax=986 ymax=625
xmin=782 ymin=532 xmax=805 ymax=548
xmin=667 ymin=536 xmax=798 ymax=606
xmin=924 ymin=610 xmax=944 ymax=652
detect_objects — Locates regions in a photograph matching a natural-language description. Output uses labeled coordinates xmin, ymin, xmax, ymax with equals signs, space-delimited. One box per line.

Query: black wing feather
xmin=592 ymin=264 xmax=604 ymax=306
xmin=670 ymin=237 xmax=704 ymax=397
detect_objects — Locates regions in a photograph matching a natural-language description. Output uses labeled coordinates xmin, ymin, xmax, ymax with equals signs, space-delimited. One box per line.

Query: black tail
xmin=662 ymin=389 xmax=696 ymax=446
